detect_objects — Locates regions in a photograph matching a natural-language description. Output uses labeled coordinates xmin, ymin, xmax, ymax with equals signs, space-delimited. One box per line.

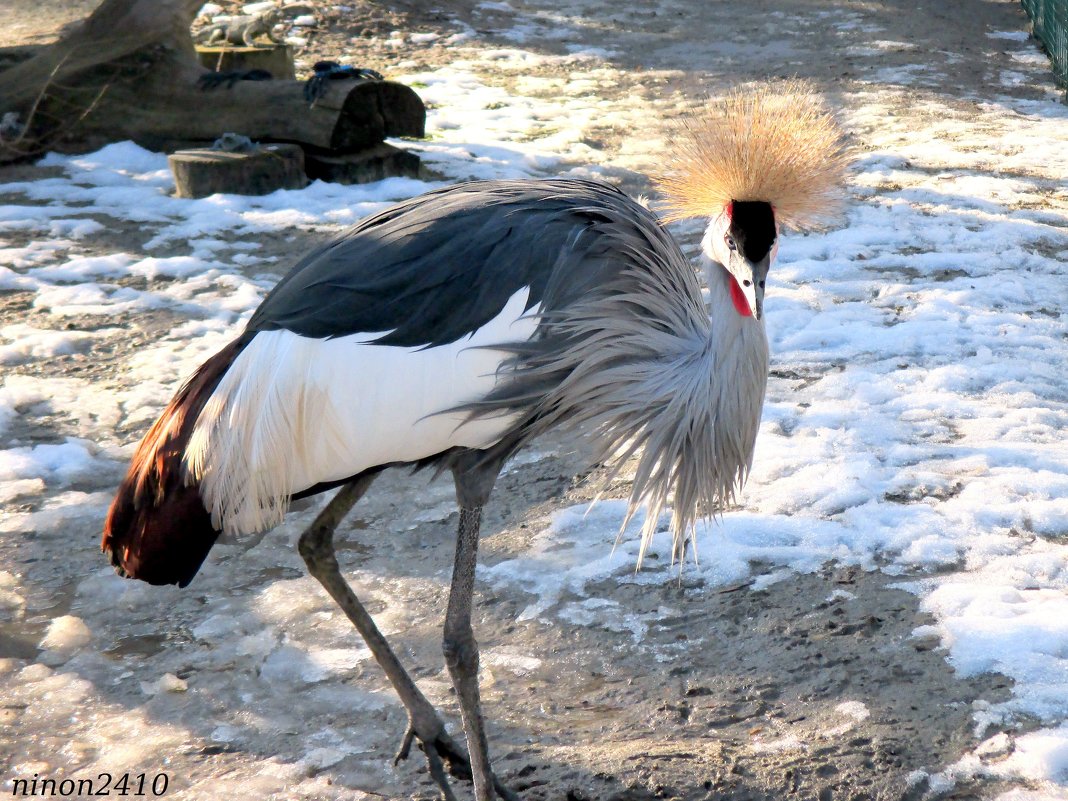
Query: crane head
xmin=705 ymin=200 xmax=777 ymax=320
xmin=655 ymin=80 xmax=850 ymax=233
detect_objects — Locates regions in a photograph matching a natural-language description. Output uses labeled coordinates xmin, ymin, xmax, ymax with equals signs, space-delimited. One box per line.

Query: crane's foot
xmin=393 ymin=719 xmax=519 ymax=801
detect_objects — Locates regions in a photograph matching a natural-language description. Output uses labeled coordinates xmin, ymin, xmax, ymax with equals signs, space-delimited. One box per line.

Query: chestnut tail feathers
xmin=101 ymin=335 xmax=252 ymax=587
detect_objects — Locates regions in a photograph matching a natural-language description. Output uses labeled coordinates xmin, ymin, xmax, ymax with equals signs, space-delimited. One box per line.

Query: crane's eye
xmin=724 ymin=235 xmax=738 ymax=252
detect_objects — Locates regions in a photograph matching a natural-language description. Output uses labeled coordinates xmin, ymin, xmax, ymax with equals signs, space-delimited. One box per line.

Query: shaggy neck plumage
xmin=471 ymin=219 xmax=770 ymax=566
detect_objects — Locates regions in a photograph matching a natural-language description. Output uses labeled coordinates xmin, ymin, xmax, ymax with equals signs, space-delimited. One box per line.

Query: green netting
xmin=1022 ymin=0 xmax=1068 ymax=88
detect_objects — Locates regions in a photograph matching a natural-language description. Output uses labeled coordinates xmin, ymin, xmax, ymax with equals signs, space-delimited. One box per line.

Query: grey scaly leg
xmin=297 ymin=475 xmax=476 ymax=800
xmin=443 ymin=506 xmax=494 ymax=801
xmin=446 ymin=459 xmax=519 ymax=801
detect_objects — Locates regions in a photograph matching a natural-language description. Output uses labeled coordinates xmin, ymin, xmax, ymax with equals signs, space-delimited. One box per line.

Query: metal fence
xmin=1022 ymin=0 xmax=1068 ymax=88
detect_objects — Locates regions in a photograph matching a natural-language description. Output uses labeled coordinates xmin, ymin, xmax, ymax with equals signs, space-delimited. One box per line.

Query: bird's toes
xmin=392 ymin=722 xmax=472 ymax=780
xmin=418 ymin=736 xmax=465 ymax=801
xmin=393 ymin=722 xmax=416 ymax=765
xmin=427 ymin=736 xmax=473 ymax=782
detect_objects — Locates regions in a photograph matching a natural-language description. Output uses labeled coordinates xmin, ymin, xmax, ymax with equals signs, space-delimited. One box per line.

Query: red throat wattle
xmin=729 ymin=277 xmax=753 ymax=317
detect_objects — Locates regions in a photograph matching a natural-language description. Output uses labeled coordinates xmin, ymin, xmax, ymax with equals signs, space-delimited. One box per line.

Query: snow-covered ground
xmin=3 ymin=1 xmax=1068 ymax=799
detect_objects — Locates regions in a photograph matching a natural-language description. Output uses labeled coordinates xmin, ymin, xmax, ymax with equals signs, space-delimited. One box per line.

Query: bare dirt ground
xmin=1 ymin=1 xmax=1063 ymax=800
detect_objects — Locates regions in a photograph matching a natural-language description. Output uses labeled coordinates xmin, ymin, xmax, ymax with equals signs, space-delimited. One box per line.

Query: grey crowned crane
xmin=102 ymin=81 xmax=848 ymax=800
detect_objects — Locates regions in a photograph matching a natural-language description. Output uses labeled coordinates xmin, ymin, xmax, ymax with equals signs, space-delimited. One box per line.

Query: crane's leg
xmin=298 ymin=476 xmax=503 ymax=800
xmin=444 ymin=458 xmax=517 ymax=801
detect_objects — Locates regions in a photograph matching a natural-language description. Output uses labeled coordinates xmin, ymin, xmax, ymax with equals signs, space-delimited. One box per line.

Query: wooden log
xmin=304 ymin=143 xmax=420 ymax=184
xmin=168 ymin=143 xmax=305 ymax=198
xmin=195 ymin=45 xmax=296 ymax=80
xmin=70 ymin=76 xmax=425 ymax=154
xmin=0 ymin=0 xmax=427 ymax=160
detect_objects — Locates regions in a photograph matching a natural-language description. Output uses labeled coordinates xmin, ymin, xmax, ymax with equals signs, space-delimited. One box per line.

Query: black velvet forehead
xmin=729 ymin=201 xmax=777 ymax=263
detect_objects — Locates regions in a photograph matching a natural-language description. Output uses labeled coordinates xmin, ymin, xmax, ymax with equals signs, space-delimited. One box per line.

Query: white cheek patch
xmin=701 ymin=209 xmax=732 ymax=265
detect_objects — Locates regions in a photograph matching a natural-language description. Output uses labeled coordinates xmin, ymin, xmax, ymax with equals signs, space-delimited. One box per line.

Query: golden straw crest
xmin=656 ymin=79 xmax=851 ymax=230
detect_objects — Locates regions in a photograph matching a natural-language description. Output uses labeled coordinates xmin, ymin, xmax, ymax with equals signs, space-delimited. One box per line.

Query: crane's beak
xmin=727 ymin=252 xmax=771 ymax=321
